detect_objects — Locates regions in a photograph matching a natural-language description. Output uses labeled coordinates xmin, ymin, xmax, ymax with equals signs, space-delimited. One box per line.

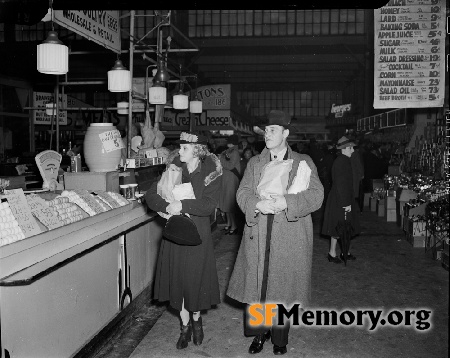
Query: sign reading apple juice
xmin=373 ymin=0 xmax=446 ymax=109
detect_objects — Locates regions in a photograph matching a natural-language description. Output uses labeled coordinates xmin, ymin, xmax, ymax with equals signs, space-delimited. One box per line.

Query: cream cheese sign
xmin=374 ymin=0 xmax=446 ymax=109
xmin=54 ymin=10 xmax=121 ymax=54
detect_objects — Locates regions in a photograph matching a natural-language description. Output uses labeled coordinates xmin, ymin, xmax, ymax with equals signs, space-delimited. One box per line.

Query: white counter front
xmin=0 ymin=202 xmax=164 ymax=358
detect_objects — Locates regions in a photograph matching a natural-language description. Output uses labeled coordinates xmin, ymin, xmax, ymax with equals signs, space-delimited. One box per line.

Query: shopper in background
xmin=219 ymin=134 xmax=241 ymax=235
xmin=227 ymin=110 xmax=324 ymax=356
xmin=145 ymin=132 xmax=223 ymax=349
xmin=321 ymin=136 xmax=361 ymax=263
xmin=350 ymin=138 xmax=365 ymax=212
xmin=240 ymin=147 xmax=254 ymax=174
xmin=317 ymin=143 xmax=336 ymax=224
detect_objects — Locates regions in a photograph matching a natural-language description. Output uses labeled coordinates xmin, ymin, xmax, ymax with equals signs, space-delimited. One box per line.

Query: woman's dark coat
xmin=321 ymin=153 xmax=361 ymax=237
xmin=219 ymin=145 xmax=241 ymax=213
xmin=145 ymin=153 xmax=222 ymax=312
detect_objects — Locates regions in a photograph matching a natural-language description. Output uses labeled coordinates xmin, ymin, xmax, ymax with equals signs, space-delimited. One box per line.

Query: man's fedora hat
xmin=336 ymin=136 xmax=356 ymax=150
xmin=259 ymin=110 xmax=294 ymax=132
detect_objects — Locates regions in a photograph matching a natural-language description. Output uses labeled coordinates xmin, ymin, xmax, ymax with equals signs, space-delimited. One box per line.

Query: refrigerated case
xmin=0 ymin=200 xmax=165 ymax=357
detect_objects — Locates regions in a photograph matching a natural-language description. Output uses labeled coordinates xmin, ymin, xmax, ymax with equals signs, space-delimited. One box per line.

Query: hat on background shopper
xmin=227 ymin=134 xmax=239 ymax=145
xmin=255 ymin=110 xmax=293 ymax=133
xmin=336 ymin=136 xmax=356 ymax=150
xmin=177 ymin=131 xmax=208 ymax=145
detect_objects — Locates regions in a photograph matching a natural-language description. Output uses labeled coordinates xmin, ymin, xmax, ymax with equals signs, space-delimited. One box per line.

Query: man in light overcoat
xmin=227 ymin=110 xmax=324 ymax=355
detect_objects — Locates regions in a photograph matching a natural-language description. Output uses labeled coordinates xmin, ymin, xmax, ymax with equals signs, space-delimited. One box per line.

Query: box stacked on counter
xmin=380 ymin=173 xmax=448 ymax=251
xmin=0 ymin=188 xmax=131 ymax=247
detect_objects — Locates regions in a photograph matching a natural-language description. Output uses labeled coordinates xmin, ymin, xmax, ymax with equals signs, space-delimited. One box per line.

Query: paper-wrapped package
xmin=157 ymin=164 xmax=182 ymax=203
xmin=172 ymin=183 xmax=196 ymax=201
xmin=287 ymin=160 xmax=311 ymax=194
xmin=157 ymin=169 xmax=196 ymax=219
xmin=256 ymin=159 xmax=293 ymax=200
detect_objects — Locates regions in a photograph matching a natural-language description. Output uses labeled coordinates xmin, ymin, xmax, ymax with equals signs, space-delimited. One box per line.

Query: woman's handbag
xmin=163 ymin=214 xmax=202 ymax=246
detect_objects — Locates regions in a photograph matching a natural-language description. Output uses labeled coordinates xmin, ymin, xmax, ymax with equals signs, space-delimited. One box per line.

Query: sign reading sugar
xmin=373 ymin=0 xmax=446 ymax=109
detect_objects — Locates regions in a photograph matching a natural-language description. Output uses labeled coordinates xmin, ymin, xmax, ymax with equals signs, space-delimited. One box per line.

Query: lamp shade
xmin=46 ymin=102 xmax=56 ymax=116
xmin=149 ymin=83 xmax=167 ymax=104
xmin=173 ymin=93 xmax=189 ymax=110
xmin=189 ymin=99 xmax=203 ymax=114
xmin=108 ymin=60 xmax=131 ymax=92
xmin=117 ymin=101 xmax=129 ymax=115
xmin=37 ymin=31 xmax=68 ymax=75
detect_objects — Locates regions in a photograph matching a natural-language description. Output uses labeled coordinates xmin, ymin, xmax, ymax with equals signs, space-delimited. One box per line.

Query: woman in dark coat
xmin=321 ymin=136 xmax=361 ymax=263
xmin=218 ymin=134 xmax=241 ymax=234
xmin=145 ymin=131 xmax=223 ymax=349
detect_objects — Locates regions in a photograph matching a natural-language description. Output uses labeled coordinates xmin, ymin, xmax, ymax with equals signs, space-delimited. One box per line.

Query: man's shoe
xmin=248 ymin=331 xmax=271 ymax=354
xmin=273 ymin=345 xmax=287 ymax=355
xmin=340 ymin=252 xmax=356 ymax=261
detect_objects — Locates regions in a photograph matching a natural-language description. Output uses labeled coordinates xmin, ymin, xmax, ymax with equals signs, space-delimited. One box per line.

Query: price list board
xmin=373 ymin=0 xmax=446 ymax=109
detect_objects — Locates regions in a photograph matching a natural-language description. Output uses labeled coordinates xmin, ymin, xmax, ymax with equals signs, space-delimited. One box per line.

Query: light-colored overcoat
xmin=227 ymin=145 xmax=324 ymax=308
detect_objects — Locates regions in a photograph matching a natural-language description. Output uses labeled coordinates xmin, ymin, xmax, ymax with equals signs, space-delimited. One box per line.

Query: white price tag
xmin=99 ymin=130 xmax=125 ymax=153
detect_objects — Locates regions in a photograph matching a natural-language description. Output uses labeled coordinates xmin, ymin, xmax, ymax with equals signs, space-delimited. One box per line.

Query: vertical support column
xmin=364 ymin=9 xmax=374 ymax=118
xmin=55 ymin=76 xmax=60 ymax=153
xmin=127 ymin=10 xmax=135 ymax=159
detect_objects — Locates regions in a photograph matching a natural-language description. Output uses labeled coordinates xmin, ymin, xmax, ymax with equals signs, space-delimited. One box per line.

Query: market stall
xmin=0 ymin=185 xmax=166 ymax=357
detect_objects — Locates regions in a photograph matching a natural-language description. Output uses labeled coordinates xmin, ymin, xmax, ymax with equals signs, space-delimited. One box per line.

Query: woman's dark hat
xmin=336 ymin=136 xmax=356 ymax=149
xmin=227 ymin=134 xmax=239 ymax=145
xmin=177 ymin=131 xmax=208 ymax=145
xmin=163 ymin=214 xmax=202 ymax=246
xmin=259 ymin=110 xmax=293 ymax=132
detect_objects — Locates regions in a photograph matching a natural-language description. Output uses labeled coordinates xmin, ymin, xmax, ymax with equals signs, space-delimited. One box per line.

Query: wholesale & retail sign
xmin=53 ymin=10 xmax=121 ymax=54
xmin=373 ymin=0 xmax=446 ymax=109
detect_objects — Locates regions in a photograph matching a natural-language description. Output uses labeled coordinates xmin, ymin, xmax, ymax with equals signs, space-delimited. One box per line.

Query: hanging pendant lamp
xmin=45 ymin=102 xmax=57 ymax=116
xmin=173 ymin=92 xmax=189 ymax=110
xmin=37 ymin=31 xmax=68 ymax=75
xmin=189 ymin=76 xmax=202 ymax=113
xmin=149 ymin=81 xmax=167 ymax=104
xmin=108 ymin=59 xmax=131 ymax=92
xmin=173 ymin=65 xmax=188 ymax=110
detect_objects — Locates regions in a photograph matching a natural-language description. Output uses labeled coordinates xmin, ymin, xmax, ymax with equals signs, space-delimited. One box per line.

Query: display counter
xmin=0 ymin=200 xmax=165 ymax=357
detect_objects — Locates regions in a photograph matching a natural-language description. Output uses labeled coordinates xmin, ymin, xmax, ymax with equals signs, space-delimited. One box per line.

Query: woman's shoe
xmin=220 ymin=226 xmax=230 ymax=232
xmin=327 ymin=253 xmax=342 ymax=263
xmin=225 ymin=228 xmax=238 ymax=235
xmin=192 ymin=317 xmax=204 ymax=346
xmin=340 ymin=253 xmax=356 ymax=261
xmin=176 ymin=323 xmax=192 ymax=349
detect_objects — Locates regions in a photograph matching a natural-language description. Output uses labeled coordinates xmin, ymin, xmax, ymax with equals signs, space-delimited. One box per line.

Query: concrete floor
xmin=89 ymin=207 xmax=449 ymax=358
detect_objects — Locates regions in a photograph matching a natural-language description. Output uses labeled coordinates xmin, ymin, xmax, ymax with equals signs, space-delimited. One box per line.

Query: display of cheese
xmin=0 ymin=201 xmax=26 ymax=246
xmin=60 ymin=190 xmax=97 ymax=216
xmin=93 ymin=196 xmax=111 ymax=212
xmin=106 ymin=191 xmax=130 ymax=207
xmin=94 ymin=191 xmax=122 ymax=209
xmin=46 ymin=196 xmax=86 ymax=225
